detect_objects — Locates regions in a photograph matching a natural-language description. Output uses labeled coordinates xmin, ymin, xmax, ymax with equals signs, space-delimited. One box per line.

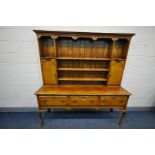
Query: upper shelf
xmin=58 ymin=77 xmax=107 ymax=81
xmin=57 ymin=57 xmax=111 ymax=61
xmin=39 ymin=36 xmax=130 ymax=60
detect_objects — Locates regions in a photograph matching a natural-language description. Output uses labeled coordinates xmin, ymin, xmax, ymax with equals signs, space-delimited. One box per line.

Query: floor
xmin=0 ymin=110 xmax=155 ymax=129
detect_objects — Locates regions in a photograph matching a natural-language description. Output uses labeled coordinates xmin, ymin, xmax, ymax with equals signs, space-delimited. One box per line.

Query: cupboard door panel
xmin=41 ymin=59 xmax=57 ymax=84
xmin=107 ymin=60 xmax=125 ymax=85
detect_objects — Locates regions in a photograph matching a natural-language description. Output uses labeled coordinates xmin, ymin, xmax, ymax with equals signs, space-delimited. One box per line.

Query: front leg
xmin=118 ymin=110 xmax=127 ymax=126
xmin=110 ymin=108 xmax=114 ymax=112
xmin=47 ymin=108 xmax=51 ymax=113
xmin=38 ymin=110 xmax=44 ymax=128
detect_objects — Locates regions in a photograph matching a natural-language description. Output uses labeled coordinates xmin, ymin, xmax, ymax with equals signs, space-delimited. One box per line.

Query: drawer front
xmin=39 ymin=96 xmax=67 ymax=106
xmin=70 ymin=96 xmax=98 ymax=106
xmin=100 ymin=96 xmax=128 ymax=106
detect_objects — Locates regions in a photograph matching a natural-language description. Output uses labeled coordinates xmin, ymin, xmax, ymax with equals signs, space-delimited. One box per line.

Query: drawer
xmin=100 ymin=96 xmax=128 ymax=106
xmin=70 ymin=96 xmax=98 ymax=106
xmin=39 ymin=96 xmax=67 ymax=106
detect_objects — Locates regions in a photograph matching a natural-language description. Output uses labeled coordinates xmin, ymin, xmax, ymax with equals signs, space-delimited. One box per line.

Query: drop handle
xmin=42 ymin=100 xmax=47 ymax=104
xmin=72 ymin=100 xmax=77 ymax=103
xmin=82 ymin=97 xmax=86 ymax=100
xmin=102 ymin=100 xmax=106 ymax=102
xmin=90 ymin=100 xmax=95 ymax=103
xmin=119 ymin=101 xmax=123 ymax=104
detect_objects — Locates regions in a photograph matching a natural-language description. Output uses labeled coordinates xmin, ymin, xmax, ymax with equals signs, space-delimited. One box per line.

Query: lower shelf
xmin=57 ymin=57 xmax=111 ymax=61
xmin=58 ymin=77 xmax=107 ymax=81
xmin=58 ymin=68 xmax=109 ymax=71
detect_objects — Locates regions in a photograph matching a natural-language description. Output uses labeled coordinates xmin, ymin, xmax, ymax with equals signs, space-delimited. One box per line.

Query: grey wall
xmin=0 ymin=26 xmax=155 ymax=108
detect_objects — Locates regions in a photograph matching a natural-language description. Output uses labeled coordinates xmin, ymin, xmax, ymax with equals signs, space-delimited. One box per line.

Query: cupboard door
xmin=41 ymin=58 xmax=57 ymax=84
xmin=107 ymin=59 xmax=125 ymax=85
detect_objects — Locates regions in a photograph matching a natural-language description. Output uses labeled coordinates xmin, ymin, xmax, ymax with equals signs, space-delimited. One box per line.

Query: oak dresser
xmin=34 ymin=30 xmax=134 ymax=127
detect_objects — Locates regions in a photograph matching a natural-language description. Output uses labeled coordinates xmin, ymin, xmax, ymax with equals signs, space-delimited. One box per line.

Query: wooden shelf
xmin=58 ymin=77 xmax=107 ymax=81
xmin=58 ymin=68 xmax=109 ymax=71
xmin=57 ymin=57 xmax=110 ymax=61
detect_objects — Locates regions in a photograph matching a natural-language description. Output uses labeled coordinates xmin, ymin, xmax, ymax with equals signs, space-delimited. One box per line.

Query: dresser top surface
xmin=35 ymin=85 xmax=131 ymax=96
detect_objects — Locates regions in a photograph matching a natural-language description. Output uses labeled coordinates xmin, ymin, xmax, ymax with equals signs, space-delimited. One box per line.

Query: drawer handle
xmin=102 ymin=100 xmax=106 ymax=102
xmin=72 ymin=100 xmax=77 ymax=103
xmin=60 ymin=100 xmax=65 ymax=102
xmin=101 ymin=98 xmax=106 ymax=101
xmin=90 ymin=100 xmax=95 ymax=103
xmin=42 ymin=100 xmax=47 ymax=104
xmin=82 ymin=97 xmax=86 ymax=100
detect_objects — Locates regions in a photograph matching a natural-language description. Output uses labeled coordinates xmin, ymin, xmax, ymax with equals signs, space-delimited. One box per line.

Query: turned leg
xmin=47 ymin=108 xmax=51 ymax=113
xmin=38 ymin=111 xmax=44 ymax=128
xmin=119 ymin=110 xmax=127 ymax=126
xmin=110 ymin=108 xmax=114 ymax=112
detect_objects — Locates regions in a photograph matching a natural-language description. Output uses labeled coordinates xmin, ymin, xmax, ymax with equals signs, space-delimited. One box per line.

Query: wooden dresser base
xmin=35 ymin=85 xmax=130 ymax=127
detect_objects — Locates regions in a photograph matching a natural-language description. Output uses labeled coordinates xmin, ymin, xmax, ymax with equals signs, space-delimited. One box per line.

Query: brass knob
xmin=82 ymin=97 xmax=86 ymax=100
xmin=90 ymin=100 xmax=94 ymax=103
xmin=42 ymin=100 xmax=47 ymax=104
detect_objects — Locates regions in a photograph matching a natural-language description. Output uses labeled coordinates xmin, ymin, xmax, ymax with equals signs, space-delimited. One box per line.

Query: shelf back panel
xmin=59 ymin=81 xmax=107 ymax=85
xmin=39 ymin=36 xmax=55 ymax=57
xmin=58 ymin=70 xmax=108 ymax=78
xmin=58 ymin=60 xmax=109 ymax=69
xmin=112 ymin=39 xmax=129 ymax=59
xmin=57 ymin=38 xmax=112 ymax=58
